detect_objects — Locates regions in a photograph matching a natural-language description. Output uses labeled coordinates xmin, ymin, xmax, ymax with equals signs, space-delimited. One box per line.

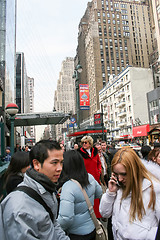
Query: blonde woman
xmin=78 ymin=136 xmax=102 ymax=218
xmin=100 ymin=147 xmax=160 ymax=240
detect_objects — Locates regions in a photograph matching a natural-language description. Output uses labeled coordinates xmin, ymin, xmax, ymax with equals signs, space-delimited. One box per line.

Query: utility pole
xmin=101 ymin=104 xmax=104 ymax=140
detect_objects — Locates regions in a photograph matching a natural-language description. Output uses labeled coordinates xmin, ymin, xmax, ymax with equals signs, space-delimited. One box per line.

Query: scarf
xmin=26 ymin=168 xmax=57 ymax=194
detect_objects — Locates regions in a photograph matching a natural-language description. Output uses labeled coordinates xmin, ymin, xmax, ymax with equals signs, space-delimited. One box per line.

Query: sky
xmin=16 ymin=0 xmax=89 ymax=140
xmin=16 ymin=0 xmax=89 ymax=113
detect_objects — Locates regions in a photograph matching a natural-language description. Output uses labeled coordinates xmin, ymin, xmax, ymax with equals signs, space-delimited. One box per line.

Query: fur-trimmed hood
xmin=77 ymin=147 xmax=98 ymax=159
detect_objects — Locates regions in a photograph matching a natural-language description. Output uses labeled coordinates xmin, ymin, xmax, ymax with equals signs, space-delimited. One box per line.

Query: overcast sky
xmin=16 ymin=0 xmax=89 ymax=113
xmin=16 ymin=0 xmax=89 ymax=140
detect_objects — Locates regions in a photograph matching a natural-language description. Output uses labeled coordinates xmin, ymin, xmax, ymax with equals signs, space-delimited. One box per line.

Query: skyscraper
xmin=54 ymin=57 xmax=75 ymax=141
xmin=27 ymin=77 xmax=35 ymax=138
xmin=0 ymin=0 xmax=17 ymax=155
xmin=149 ymin=0 xmax=160 ymax=84
xmin=76 ymin=0 xmax=155 ymax=123
xmin=16 ymin=52 xmax=31 ymax=146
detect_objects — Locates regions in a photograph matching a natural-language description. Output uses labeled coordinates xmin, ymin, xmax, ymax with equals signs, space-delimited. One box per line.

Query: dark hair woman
xmin=4 ymin=151 xmax=30 ymax=194
xmin=57 ymin=150 xmax=102 ymax=240
xmin=141 ymin=148 xmax=160 ymax=181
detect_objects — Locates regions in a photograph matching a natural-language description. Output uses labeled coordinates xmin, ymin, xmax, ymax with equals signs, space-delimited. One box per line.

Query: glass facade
xmin=16 ymin=53 xmax=22 ymax=113
xmin=16 ymin=52 xmax=30 ymax=114
xmin=0 ymin=0 xmax=16 ymax=106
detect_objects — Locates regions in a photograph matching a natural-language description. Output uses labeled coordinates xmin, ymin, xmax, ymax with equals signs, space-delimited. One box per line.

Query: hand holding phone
xmin=108 ymin=173 xmax=120 ymax=193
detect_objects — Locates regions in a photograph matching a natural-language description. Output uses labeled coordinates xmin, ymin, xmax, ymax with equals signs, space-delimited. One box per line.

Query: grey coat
xmin=0 ymin=173 xmax=69 ymax=240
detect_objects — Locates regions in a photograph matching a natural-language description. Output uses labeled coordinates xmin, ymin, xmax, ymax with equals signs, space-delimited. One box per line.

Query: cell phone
xmin=116 ymin=179 xmax=121 ymax=187
xmin=112 ymin=173 xmax=122 ymax=187
xmin=115 ymin=176 xmax=122 ymax=187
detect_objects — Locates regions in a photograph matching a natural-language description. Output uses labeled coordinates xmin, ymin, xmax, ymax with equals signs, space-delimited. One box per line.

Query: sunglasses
xmin=82 ymin=141 xmax=88 ymax=144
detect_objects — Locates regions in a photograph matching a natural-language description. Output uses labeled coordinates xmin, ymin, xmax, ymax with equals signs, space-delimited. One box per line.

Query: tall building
xmin=16 ymin=52 xmax=31 ymax=146
xmin=0 ymin=0 xmax=17 ymax=155
xmin=149 ymin=0 xmax=160 ymax=88
xmin=76 ymin=0 xmax=155 ymax=123
xmin=54 ymin=57 xmax=75 ymax=141
xmin=16 ymin=53 xmax=30 ymax=114
xmin=27 ymin=77 xmax=35 ymax=139
xmin=147 ymin=87 xmax=160 ymax=125
xmin=99 ymin=66 xmax=154 ymax=139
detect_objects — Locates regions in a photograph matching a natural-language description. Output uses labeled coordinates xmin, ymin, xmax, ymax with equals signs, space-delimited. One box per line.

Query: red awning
xmin=120 ymin=134 xmax=128 ymax=138
xmin=67 ymin=129 xmax=107 ymax=137
xmin=132 ymin=124 xmax=150 ymax=137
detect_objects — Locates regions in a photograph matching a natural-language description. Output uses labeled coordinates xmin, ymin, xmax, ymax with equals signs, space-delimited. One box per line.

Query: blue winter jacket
xmin=57 ymin=174 xmax=102 ymax=235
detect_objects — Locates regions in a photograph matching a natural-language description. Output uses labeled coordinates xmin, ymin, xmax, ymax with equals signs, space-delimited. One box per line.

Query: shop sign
xmin=151 ymin=131 xmax=160 ymax=135
xmin=132 ymin=124 xmax=150 ymax=137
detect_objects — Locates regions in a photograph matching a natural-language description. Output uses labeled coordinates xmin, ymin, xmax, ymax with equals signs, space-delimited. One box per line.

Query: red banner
xmin=132 ymin=124 xmax=150 ymax=137
xmin=79 ymin=84 xmax=90 ymax=110
xmin=94 ymin=113 xmax=102 ymax=125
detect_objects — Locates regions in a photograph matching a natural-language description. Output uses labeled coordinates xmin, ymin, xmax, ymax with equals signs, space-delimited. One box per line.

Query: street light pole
xmin=5 ymin=103 xmax=19 ymax=156
xmin=73 ymin=64 xmax=82 ymax=129
xmin=10 ymin=116 xmax=15 ymax=156
xmin=101 ymin=104 xmax=104 ymax=140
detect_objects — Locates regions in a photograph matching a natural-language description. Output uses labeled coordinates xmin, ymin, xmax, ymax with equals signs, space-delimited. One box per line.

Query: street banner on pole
xmin=79 ymin=84 xmax=90 ymax=110
xmin=94 ymin=113 xmax=103 ymax=125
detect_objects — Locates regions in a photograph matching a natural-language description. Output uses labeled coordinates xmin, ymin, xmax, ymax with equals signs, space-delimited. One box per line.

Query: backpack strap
xmin=155 ymin=221 xmax=160 ymax=240
xmin=14 ymin=186 xmax=54 ymax=222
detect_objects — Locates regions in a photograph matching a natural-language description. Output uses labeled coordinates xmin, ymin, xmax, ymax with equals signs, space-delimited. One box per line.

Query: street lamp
xmin=72 ymin=64 xmax=83 ymax=129
xmin=101 ymin=104 xmax=105 ymax=140
xmin=5 ymin=103 xmax=19 ymax=156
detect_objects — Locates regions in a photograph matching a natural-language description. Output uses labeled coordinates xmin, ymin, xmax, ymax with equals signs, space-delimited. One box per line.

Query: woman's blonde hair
xmin=81 ymin=136 xmax=93 ymax=147
xmin=112 ymin=147 xmax=156 ymax=221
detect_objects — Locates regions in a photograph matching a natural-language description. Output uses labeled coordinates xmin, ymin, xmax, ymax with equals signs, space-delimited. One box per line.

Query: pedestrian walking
xmin=4 ymin=146 xmax=11 ymax=162
xmin=77 ymin=136 xmax=102 ymax=218
xmin=98 ymin=142 xmax=114 ymax=240
xmin=108 ymin=142 xmax=117 ymax=160
xmin=100 ymin=141 xmax=112 ymax=183
xmin=60 ymin=143 xmax=65 ymax=152
xmin=141 ymin=145 xmax=151 ymax=160
xmin=100 ymin=147 xmax=160 ymax=240
xmin=14 ymin=143 xmax=21 ymax=152
xmin=4 ymin=151 xmax=30 ymax=194
xmin=141 ymin=148 xmax=160 ymax=181
xmin=24 ymin=145 xmax=30 ymax=152
xmin=0 ymin=140 xmax=69 ymax=240
xmin=57 ymin=150 xmax=102 ymax=240
xmin=94 ymin=142 xmax=108 ymax=187
xmin=73 ymin=143 xmax=79 ymax=150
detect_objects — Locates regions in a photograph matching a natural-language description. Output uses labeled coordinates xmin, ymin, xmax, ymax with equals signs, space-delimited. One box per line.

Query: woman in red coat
xmin=78 ymin=136 xmax=102 ymax=218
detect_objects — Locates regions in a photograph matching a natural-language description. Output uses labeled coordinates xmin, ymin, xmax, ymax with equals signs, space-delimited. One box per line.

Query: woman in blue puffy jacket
xmin=57 ymin=150 xmax=102 ymax=240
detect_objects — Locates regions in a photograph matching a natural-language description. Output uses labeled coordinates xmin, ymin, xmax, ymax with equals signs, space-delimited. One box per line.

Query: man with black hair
xmin=154 ymin=142 xmax=160 ymax=149
xmin=1 ymin=140 xmax=69 ymax=240
xmin=141 ymin=145 xmax=151 ymax=160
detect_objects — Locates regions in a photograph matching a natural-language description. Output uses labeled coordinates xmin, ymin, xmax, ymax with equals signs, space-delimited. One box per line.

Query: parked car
xmin=115 ymin=143 xmax=130 ymax=149
xmin=129 ymin=143 xmax=141 ymax=151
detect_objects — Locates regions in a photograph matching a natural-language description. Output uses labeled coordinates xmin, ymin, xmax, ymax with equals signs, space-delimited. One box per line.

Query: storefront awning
xmin=67 ymin=126 xmax=107 ymax=137
xmin=132 ymin=124 xmax=150 ymax=137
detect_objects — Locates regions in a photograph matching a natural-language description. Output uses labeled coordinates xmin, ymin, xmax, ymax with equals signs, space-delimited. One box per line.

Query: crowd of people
xmin=0 ymin=137 xmax=160 ymax=240
xmin=4 ymin=144 xmax=30 ymax=163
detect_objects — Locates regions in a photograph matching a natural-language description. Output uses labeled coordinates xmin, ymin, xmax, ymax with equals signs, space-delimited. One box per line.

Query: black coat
xmin=6 ymin=174 xmax=23 ymax=194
